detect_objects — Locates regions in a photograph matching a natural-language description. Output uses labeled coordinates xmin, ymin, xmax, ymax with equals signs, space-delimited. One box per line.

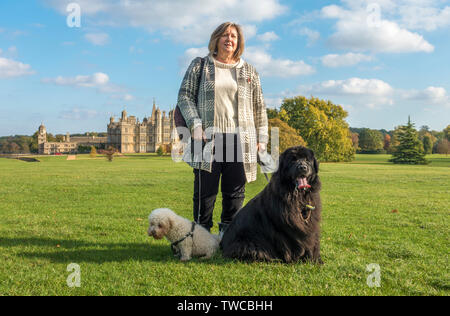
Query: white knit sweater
xmin=213 ymin=57 xmax=244 ymax=134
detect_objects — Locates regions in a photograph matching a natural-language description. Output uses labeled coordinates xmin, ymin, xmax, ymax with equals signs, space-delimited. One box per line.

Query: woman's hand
xmin=257 ymin=143 xmax=267 ymax=153
xmin=193 ymin=126 xmax=206 ymax=141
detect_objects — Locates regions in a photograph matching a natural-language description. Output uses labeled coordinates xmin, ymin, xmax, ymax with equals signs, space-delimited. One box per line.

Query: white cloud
xmin=296 ymin=76 xmax=450 ymax=110
xmin=264 ymin=97 xmax=284 ymax=109
xmin=0 ymin=57 xmax=35 ymax=79
xmin=241 ymin=25 xmax=258 ymax=40
xmin=257 ymin=31 xmax=279 ymax=42
xmin=58 ymin=108 xmax=99 ymax=120
xmin=402 ymin=86 xmax=450 ymax=106
xmin=298 ymin=77 xmax=394 ymax=108
xmin=123 ymin=94 xmax=135 ymax=101
xmin=338 ymin=0 xmax=450 ymax=32
xmin=45 ymin=0 xmax=286 ymax=44
xmin=300 ymin=77 xmax=393 ymax=96
xmin=84 ymin=33 xmax=110 ymax=46
xmin=244 ymin=46 xmax=315 ymax=78
xmin=298 ymin=27 xmax=320 ymax=46
xmin=0 ymin=46 xmax=19 ymax=59
xmin=8 ymin=46 xmax=18 ymax=57
xmin=398 ymin=4 xmax=450 ymax=31
xmin=41 ymin=72 xmax=124 ymax=93
xmin=321 ymin=3 xmax=434 ymax=53
xmin=109 ymin=93 xmax=136 ymax=102
xmin=43 ymin=72 xmax=109 ymax=87
xmin=321 ymin=53 xmax=373 ymax=68
xmin=179 ymin=47 xmax=209 ymax=74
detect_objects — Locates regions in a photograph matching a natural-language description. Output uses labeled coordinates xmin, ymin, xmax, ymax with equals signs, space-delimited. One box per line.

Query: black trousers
xmin=193 ymin=133 xmax=246 ymax=231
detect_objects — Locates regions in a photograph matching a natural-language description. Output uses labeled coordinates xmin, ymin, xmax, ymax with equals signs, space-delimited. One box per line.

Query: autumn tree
xmin=358 ymin=128 xmax=384 ymax=153
xmin=384 ymin=134 xmax=391 ymax=152
xmin=268 ymin=118 xmax=307 ymax=154
xmin=435 ymin=138 xmax=449 ymax=155
xmin=281 ymin=96 xmax=355 ymax=162
xmin=90 ymin=146 xmax=97 ymax=158
xmin=351 ymin=133 xmax=359 ymax=151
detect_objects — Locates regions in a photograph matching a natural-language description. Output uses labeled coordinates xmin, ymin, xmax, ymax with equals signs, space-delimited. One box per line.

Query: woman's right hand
xmin=193 ymin=126 xmax=206 ymax=141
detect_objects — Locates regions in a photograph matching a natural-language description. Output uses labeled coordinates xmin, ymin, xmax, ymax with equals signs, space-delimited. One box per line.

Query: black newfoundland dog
xmin=221 ymin=146 xmax=322 ymax=264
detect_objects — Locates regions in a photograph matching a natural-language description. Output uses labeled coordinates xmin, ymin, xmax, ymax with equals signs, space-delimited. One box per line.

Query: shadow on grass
xmin=1 ymin=237 xmax=231 ymax=265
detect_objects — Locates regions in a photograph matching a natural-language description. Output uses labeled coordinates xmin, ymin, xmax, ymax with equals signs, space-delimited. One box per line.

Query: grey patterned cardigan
xmin=177 ymin=55 xmax=268 ymax=183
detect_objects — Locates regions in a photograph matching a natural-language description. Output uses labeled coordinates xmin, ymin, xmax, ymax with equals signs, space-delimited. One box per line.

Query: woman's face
xmin=217 ymin=26 xmax=238 ymax=56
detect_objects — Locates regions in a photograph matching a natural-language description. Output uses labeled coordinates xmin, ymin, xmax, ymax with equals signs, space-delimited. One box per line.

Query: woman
xmin=177 ymin=22 xmax=268 ymax=235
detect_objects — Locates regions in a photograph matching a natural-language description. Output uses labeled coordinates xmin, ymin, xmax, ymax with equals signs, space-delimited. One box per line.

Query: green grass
xmin=0 ymin=154 xmax=449 ymax=296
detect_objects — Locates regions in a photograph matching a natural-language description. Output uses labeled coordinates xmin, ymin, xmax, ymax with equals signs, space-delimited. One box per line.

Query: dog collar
xmin=171 ymin=222 xmax=196 ymax=256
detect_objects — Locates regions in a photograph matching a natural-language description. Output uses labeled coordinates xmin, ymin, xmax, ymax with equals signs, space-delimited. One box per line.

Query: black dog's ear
xmin=312 ymin=152 xmax=319 ymax=173
xmin=277 ymin=151 xmax=287 ymax=172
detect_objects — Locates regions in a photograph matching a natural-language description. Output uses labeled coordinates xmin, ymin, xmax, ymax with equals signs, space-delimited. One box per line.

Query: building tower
xmin=38 ymin=124 xmax=47 ymax=145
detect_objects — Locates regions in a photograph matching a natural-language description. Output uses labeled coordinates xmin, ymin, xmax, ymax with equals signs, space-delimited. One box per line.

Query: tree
xmin=268 ymin=118 xmax=307 ymax=154
xmin=105 ymin=146 xmax=116 ymax=162
xmin=163 ymin=144 xmax=172 ymax=154
xmin=30 ymin=131 xmax=39 ymax=153
xmin=266 ymin=108 xmax=279 ymax=120
xmin=422 ymin=135 xmax=433 ymax=154
xmin=390 ymin=117 xmax=429 ymax=164
xmin=156 ymin=146 xmax=164 ymax=156
xmin=444 ymin=125 xmax=450 ymax=141
xmin=351 ymin=133 xmax=359 ymax=151
xmin=7 ymin=142 xmax=20 ymax=153
xmin=384 ymin=134 xmax=391 ymax=152
xmin=358 ymin=128 xmax=384 ymax=153
xmin=90 ymin=146 xmax=97 ymax=158
xmin=281 ymin=96 xmax=355 ymax=162
xmin=435 ymin=138 xmax=449 ymax=155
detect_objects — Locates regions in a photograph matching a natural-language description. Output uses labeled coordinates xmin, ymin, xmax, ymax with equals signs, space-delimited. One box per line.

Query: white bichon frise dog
xmin=147 ymin=208 xmax=220 ymax=261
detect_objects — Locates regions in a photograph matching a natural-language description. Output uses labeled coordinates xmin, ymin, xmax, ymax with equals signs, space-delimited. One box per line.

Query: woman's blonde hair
xmin=208 ymin=22 xmax=245 ymax=60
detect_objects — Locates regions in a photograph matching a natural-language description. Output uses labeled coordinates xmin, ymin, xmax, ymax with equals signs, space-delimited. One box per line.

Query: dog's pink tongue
xmin=298 ymin=177 xmax=310 ymax=189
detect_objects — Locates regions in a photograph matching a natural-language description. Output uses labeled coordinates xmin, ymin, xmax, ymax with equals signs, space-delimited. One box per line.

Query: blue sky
xmin=0 ymin=0 xmax=449 ymax=136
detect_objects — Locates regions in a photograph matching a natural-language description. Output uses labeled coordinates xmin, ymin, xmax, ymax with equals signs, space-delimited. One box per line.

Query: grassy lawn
xmin=0 ymin=153 xmax=448 ymax=296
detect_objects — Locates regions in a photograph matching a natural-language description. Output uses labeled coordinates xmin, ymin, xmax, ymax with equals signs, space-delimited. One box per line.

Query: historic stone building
xmin=37 ymin=124 xmax=107 ymax=155
xmin=107 ymin=103 xmax=177 ymax=153
xmin=38 ymin=124 xmax=78 ymax=155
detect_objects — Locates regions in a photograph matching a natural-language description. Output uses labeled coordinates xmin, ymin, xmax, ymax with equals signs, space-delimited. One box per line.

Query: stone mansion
xmin=37 ymin=102 xmax=177 ymax=154
xmin=107 ymin=103 xmax=177 ymax=153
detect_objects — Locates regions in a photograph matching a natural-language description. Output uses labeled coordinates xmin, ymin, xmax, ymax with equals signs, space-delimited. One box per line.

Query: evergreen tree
xmin=390 ymin=117 xmax=429 ymax=164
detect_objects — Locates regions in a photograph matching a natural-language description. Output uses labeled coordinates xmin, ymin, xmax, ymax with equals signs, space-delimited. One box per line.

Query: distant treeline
xmin=349 ymin=126 xmax=449 ymax=154
xmin=0 ymin=131 xmax=107 ymax=154
xmin=70 ymin=132 xmax=107 ymax=137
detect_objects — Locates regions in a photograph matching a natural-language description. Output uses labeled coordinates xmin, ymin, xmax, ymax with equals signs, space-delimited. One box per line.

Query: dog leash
xmin=171 ymin=222 xmax=196 ymax=256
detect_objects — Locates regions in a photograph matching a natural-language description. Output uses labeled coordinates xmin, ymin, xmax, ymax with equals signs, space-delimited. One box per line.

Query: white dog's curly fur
xmin=148 ymin=208 xmax=220 ymax=261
